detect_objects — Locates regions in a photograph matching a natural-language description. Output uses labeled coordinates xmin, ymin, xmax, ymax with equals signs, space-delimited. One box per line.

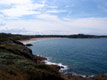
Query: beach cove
xmin=20 ymin=37 xmax=107 ymax=80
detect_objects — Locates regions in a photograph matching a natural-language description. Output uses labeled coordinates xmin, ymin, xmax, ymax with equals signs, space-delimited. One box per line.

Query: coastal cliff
xmin=0 ymin=37 xmax=64 ymax=80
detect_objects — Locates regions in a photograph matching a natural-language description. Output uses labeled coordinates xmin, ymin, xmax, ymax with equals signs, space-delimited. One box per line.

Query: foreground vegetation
xmin=0 ymin=49 xmax=63 ymax=80
xmin=0 ymin=35 xmax=64 ymax=80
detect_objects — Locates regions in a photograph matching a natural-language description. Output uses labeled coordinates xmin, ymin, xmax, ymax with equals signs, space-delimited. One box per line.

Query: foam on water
xmin=44 ymin=59 xmax=68 ymax=71
xmin=29 ymin=38 xmax=107 ymax=76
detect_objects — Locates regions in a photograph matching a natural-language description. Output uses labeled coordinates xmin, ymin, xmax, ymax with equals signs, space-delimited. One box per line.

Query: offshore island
xmin=0 ymin=33 xmax=107 ymax=80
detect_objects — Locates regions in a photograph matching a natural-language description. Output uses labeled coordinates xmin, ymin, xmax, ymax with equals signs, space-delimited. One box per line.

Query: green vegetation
xmin=0 ymin=49 xmax=63 ymax=80
xmin=0 ymin=33 xmax=107 ymax=41
xmin=0 ymin=33 xmax=32 ymax=40
xmin=0 ymin=35 xmax=64 ymax=80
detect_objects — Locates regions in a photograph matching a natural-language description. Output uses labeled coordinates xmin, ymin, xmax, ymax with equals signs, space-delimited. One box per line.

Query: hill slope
xmin=0 ymin=37 xmax=64 ymax=80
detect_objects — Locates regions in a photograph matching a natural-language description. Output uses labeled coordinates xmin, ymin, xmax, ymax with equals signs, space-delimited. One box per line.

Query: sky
xmin=0 ymin=0 xmax=107 ymax=35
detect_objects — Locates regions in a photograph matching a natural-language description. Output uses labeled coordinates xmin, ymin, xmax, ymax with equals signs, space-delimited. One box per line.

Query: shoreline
xmin=19 ymin=37 xmax=62 ymax=44
xmin=19 ymin=37 xmax=107 ymax=80
xmin=19 ymin=37 xmax=93 ymax=77
xmin=19 ymin=37 xmax=68 ymax=71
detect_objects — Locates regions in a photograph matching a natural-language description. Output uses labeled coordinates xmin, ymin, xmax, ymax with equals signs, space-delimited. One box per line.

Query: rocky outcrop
xmin=62 ymin=73 xmax=107 ymax=80
xmin=91 ymin=74 xmax=107 ymax=80
xmin=25 ymin=43 xmax=33 ymax=46
xmin=0 ymin=40 xmax=36 ymax=61
xmin=0 ymin=38 xmax=64 ymax=80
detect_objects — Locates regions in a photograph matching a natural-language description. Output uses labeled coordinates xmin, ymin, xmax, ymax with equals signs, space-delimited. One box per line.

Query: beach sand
xmin=19 ymin=37 xmax=61 ymax=44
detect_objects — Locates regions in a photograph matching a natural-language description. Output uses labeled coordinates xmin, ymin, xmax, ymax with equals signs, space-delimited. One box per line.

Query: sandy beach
xmin=19 ymin=37 xmax=61 ymax=44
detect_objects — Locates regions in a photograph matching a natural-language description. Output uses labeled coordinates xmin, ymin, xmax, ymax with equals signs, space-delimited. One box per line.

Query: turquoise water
xmin=29 ymin=38 xmax=107 ymax=76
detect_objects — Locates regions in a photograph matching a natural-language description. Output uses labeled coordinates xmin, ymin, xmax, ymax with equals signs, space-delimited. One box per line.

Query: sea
xmin=28 ymin=38 xmax=107 ymax=76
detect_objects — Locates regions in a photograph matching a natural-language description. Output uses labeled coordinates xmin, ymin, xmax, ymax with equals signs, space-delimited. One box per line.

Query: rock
xmin=50 ymin=65 xmax=64 ymax=71
xmin=0 ymin=39 xmax=37 ymax=62
xmin=91 ymin=74 xmax=107 ymax=80
xmin=34 ymin=55 xmax=47 ymax=61
xmin=25 ymin=44 xmax=33 ymax=46
xmin=33 ymin=55 xmax=47 ymax=63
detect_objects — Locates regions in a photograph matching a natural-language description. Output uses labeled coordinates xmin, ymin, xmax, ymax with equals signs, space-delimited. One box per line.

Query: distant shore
xmin=19 ymin=37 xmax=62 ymax=44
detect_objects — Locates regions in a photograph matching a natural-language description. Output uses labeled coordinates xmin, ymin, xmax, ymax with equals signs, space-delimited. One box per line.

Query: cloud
xmin=98 ymin=6 xmax=107 ymax=13
xmin=46 ymin=5 xmax=57 ymax=9
xmin=0 ymin=0 xmax=31 ymax=5
xmin=0 ymin=17 xmax=107 ymax=35
xmin=0 ymin=14 xmax=4 ymax=18
xmin=0 ymin=0 xmax=107 ymax=35
xmin=1 ymin=4 xmax=41 ymax=17
xmin=0 ymin=0 xmax=46 ymax=18
xmin=46 ymin=10 xmax=67 ymax=13
xmin=36 ymin=14 xmax=60 ymax=21
xmin=0 ymin=0 xmax=68 ymax=18
xmin=94 ymin=0 xmax=107 ymax=13
xmin=64 ymin=17 xmax=107 ymax=28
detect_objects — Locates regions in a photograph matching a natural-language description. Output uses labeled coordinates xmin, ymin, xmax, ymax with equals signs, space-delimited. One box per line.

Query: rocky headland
xmin=0 ymin=37 xmax=64 ymax=80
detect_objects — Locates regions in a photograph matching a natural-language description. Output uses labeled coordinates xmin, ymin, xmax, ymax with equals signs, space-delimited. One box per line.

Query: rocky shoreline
xmin=22 ymin=39 xmax=107 ymax=80
xmin=0 ymin=36 xmax=107 ymax=80
xmin=0 ymin=38 xmax=65 ymax=80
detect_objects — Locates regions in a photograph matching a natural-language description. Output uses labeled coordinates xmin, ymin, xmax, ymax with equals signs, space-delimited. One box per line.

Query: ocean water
xmin=29 ymin=38 xmax=107 ymax=76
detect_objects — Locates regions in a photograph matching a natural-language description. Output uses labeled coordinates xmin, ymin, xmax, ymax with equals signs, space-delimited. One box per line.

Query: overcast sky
xmin=0 ymin=0 xmax=107 ymax=35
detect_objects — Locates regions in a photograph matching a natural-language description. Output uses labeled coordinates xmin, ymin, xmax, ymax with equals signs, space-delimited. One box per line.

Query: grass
xmin=0 ymin=35 xmax=64 ymax=80
xmin=0 ymin=48 xmax=64 ymax=80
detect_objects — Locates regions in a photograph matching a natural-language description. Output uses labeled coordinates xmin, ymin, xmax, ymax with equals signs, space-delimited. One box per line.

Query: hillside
xmin=0 ymin=36 xmax=64 ymax=80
